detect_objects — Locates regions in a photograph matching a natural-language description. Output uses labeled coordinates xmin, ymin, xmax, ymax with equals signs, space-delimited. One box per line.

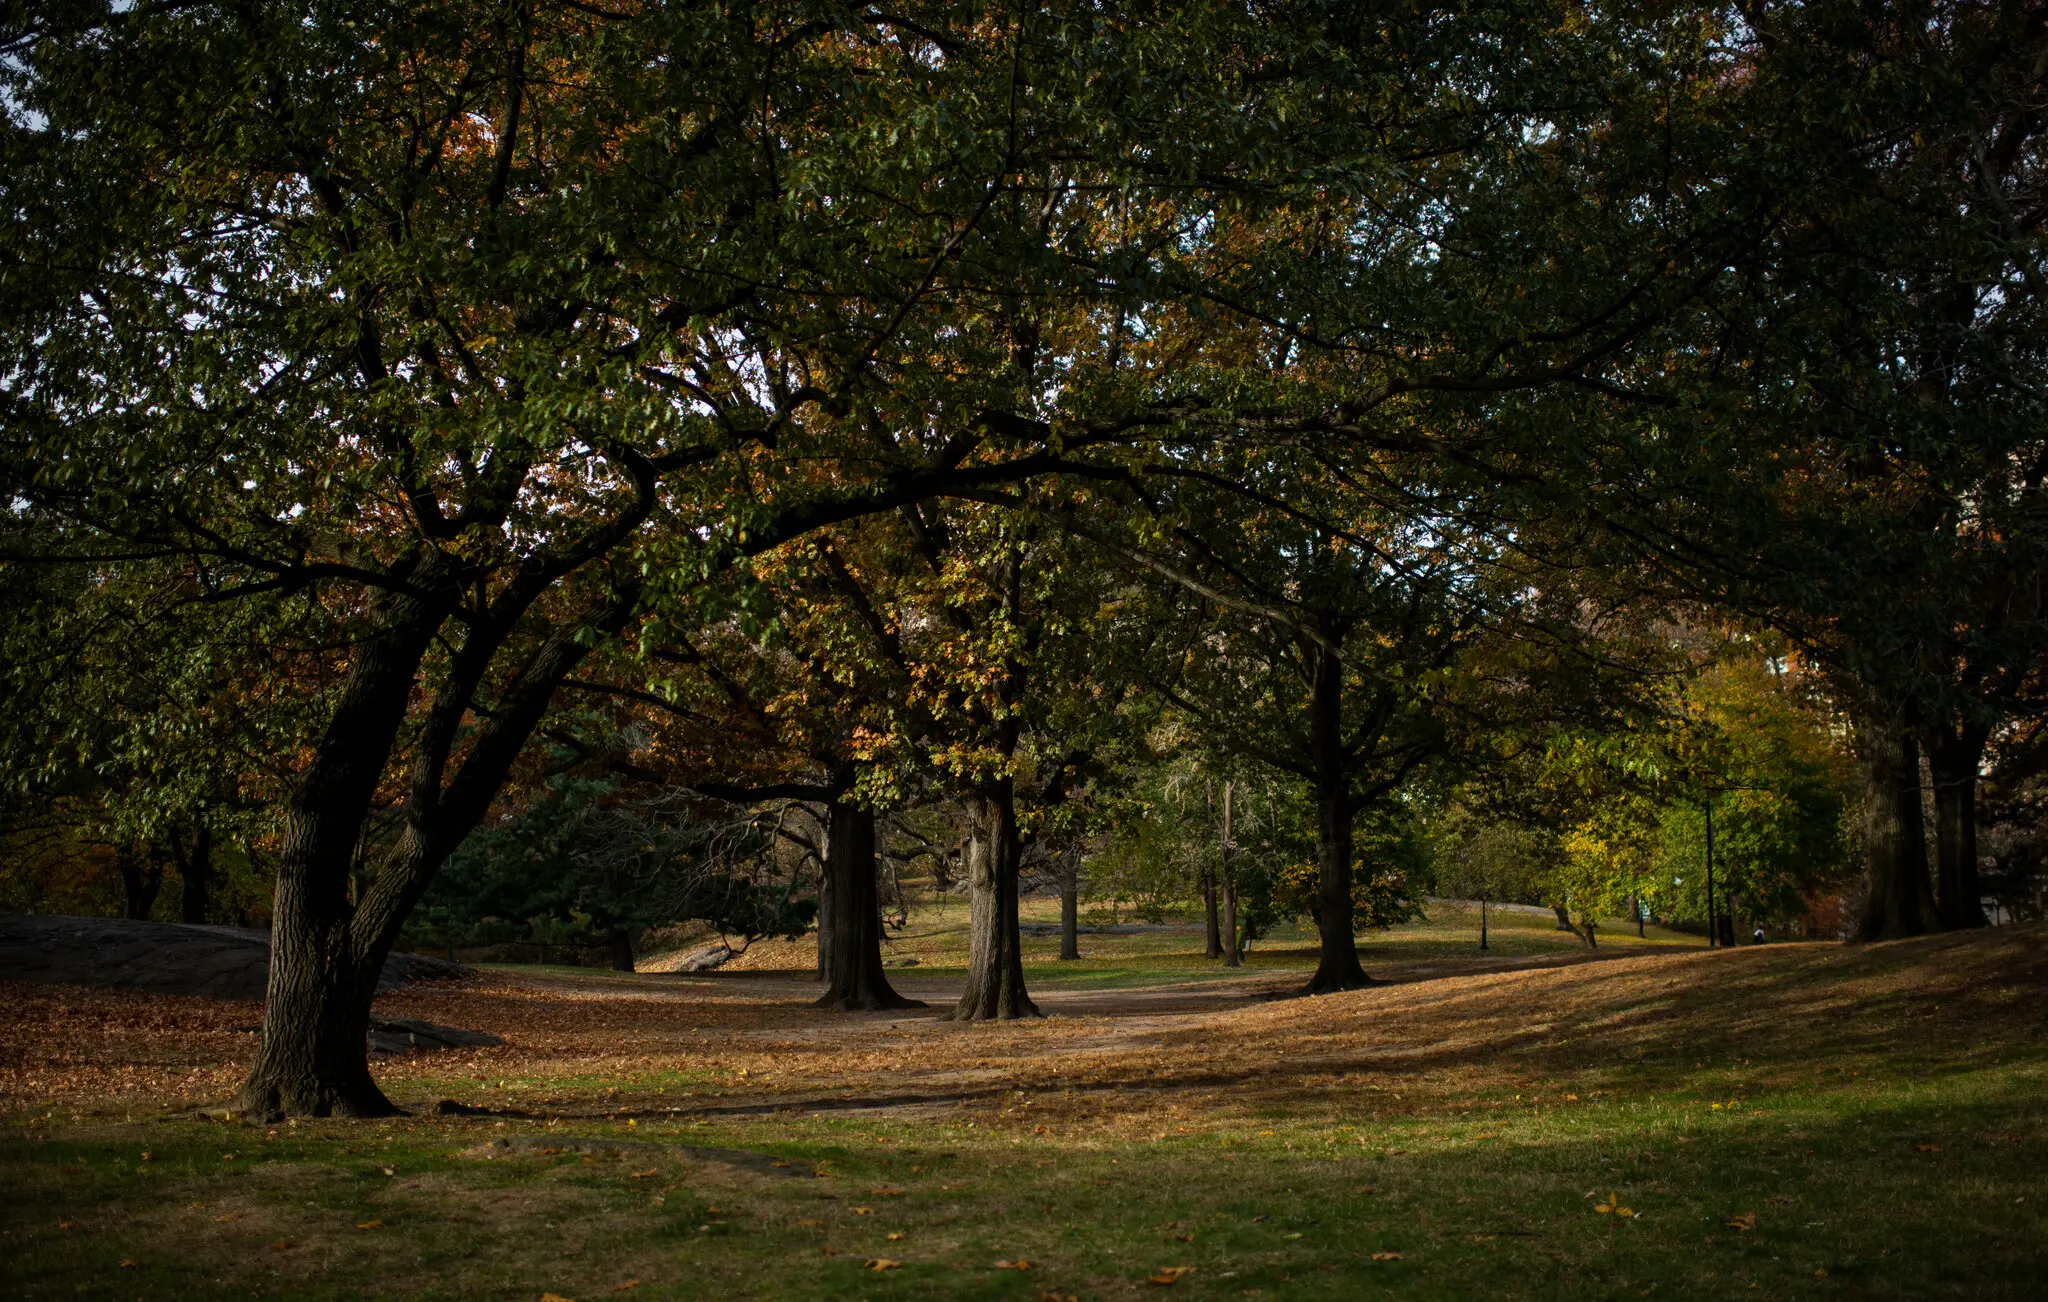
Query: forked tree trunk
xmin=1928 ymin=727 xmax=1988 ymax=930
xmin=816 ymin=801 xmax=923 ymax=1011
xmin=1858 ymin=716 xmax=1939 ymax=941
xmin=950 ymin=784 xmax=1038 ymax=1020
xmin=1305 ymin=643 xmax=1371 ymax=993
xmin=1058 ymin=852 xmax=1081 ymax=961
xmin=116 ymin=844 xmax=164 ymax=921
xmin=240 ymin=609 xmax=444 ymax=1120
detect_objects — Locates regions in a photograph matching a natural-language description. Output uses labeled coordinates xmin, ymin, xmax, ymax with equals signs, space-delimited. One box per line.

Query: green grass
xmin=5 ymin=920 xmax=2043 ymax=1299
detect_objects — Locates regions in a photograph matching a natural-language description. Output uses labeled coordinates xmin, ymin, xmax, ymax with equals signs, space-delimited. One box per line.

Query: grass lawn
xmin=3 ymin=903 xmax=2044 ymax=1299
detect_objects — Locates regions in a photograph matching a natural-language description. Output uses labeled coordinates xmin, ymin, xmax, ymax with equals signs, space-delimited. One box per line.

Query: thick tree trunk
xmin=950 ymin=784 xmax=1039 ymax=1020
xmin=816 ymin=801 xmax=923 ymax=1011
xmin=1857 ymin=716 xmax=1940 ymax=941
xmin=116 ymin=844 xmax=164 ymax=921
xmin=239 ymin=609 xmax=442 ymax=1120
xmin=607 ymin=926 xmax=636 ymax=973
xmin=1058 ymin=853 xmax=1081 ymax=961
xmin=1928 ymin=727 xmax=1988 ymax=930
xmin=1202 ymin=865 xmax=1222 ymax=959
xmin=171 ymin=822 xmax=212 ymax=925
xmin=1305 ymin=643 xmax=1371 ymax=993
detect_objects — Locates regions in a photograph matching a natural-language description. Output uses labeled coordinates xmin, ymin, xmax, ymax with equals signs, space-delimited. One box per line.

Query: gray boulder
xmin=0 ymin=914 xmax=473 ymax=1001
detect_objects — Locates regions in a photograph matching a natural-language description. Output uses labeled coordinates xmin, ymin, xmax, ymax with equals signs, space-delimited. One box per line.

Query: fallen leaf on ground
xmin=1725 ymin=1212 xmax=1758 ymax=1232
xmin=607 ymin=1283 xmax=641 ymax=1293
xmin=994 ymin=1259 xmax=1031 ymax=1269
xmin=1357 ymin=1186 xmax=1375 ymax=1194
xmin=356 ymin=1219 xmax=384 ymax=1230
xmin=1371 ymin=1251 xmax=1404 ymax=1261
xmin=1145 ymin=1266 xmax=1196 ymax=1285
xmin=270 ymin=1240 xmax=298 ymax=1251
xmin=852 ymin=1206 xmax=874 ymax=1215
xmin=1175 ymin=1233 xmax=1195 ymax=1242
xmin=795 ymin=1220 xmax=821 ymax=1228
xmin=539 ymin=1294 xmax=576 ymax=1302
xmin=118 ymin=1259 xmax=137 ymax=1269
xmin=628 ymin=1169 xmax=657 ymax=1179
xmin=866 ymin=1188 xmax=902 ymax=1197
xmin=863 ymin=1258 xmax=901 ymax=1271
xmin=1915 ymin=1144 xmax=1941 ymax=1153
xmin=1594 ymin=1191 xmax=1635 ymax=1217
xmin=886 ymin=1232 xmax=905 ymax=1241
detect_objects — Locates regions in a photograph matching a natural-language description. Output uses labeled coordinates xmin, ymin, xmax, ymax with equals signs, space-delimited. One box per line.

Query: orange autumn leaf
xmin=994 ymin=1259 xmax=1031 ymax=1270
xmin=1146 ymin=1265 xmax=1196 ymax=1285
xmin=863 ymin=1258 xmax=902 ymax=1272
xmin=1725 ymin=1212 xmax=1758 ymax=1232
xmin=1371 ymin=1251 xmax=1404 ymax=1261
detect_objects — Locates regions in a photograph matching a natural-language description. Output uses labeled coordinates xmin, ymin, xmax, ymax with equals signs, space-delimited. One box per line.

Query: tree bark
xmin=1221 ymin=781 xmax=1241 ymax=967
xmin=170 ymin=821 xmax=212 ymax=925
xmin=607 ymin=926 xmax=636 ymax=973
xmin=950 ymin=783 xmax=1039 ymax=1020
xmin=116 ymin=843 xmax=164 ymax=921
xmin=1058 ymin=851 xmax=1081 ymax=961
xmin=238 ymin=606 xmax=442 ymax=1120
xmin=815 ymin=854 xmax=836 ymax=982
xmin=816 ymin=800 xmax=923 ymax=1011
xmin=1221 ymin=865 xmax=1241 ymax=968
xmin=1928 ymin=726 xmax=1989 ymax=930
xmin=1305 ymin=643 xmax=1371 ymax=993
xmin=1202 ymin=864 xmax=1222 ymax=959
xmin=1857 ymin=715 xmax=1940 ymax=940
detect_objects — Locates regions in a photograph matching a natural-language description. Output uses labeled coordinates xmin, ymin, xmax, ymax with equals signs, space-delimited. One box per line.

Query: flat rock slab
xmin=457 ymin=1134 xmax=812 ymax=1178
xmin=0 ymin=914 xmax=473 ymax=1001
xmin=368 ymin=1017 xmax=503 ymax=1056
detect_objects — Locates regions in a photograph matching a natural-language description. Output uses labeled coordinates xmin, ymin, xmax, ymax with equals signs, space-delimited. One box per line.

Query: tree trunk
xmin=1220 ymin=781 xmax=1241 ymax=967
xmin=1221 ymin=866 xmax=1241 ymax=968
xmin=950 ymin=783 xmax=1039 ymax=1020
xmin=1058 ymin=852 xmax=1081 ymax=961
xmin=817 ymin=800 xmax=923 ymax=1011
xmin=1305 ymin=643 xmax=1371 ymax=992
xmin=1928 ymin=727 xmax=1988 ymax=930
xmin=1857 ymin=715 xmax=1940 ymax=940
xmin=815 ymin=854 xmax=836 ymax=982
xmin=116 ymin=844 xmax=164 ymax=921
xmin=239 ymin=608 xmax=443 ymax=1120
xmin=171 ymin=821 xmax=213 ymax=925
xmin=607 ymin=926 xmax=636 ymax=973
xmin=1552 ymin=903 xmax=1594 ymax=947
xmin=1202 ymin=865 xmax=1222 ymax=959
xmin=240 ymin=862 xmax=394 ymax=1119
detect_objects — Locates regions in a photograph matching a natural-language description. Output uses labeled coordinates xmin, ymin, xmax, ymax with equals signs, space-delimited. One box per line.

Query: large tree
xmin=0 ymin=1 xmax=1183 ymax=1114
